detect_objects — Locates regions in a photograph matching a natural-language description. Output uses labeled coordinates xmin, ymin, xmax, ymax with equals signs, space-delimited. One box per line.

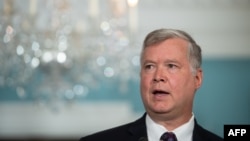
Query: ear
xmin=195 ymin=68 xmax=203 ymax=89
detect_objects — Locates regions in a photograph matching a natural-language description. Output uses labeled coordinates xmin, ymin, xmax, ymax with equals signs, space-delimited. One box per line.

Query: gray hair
xmin=141 ymin=28 xmax=202 ymax=73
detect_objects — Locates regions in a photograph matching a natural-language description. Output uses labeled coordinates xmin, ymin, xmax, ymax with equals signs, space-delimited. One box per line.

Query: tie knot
xmin=160 ymin=132 xmax=178 ymax=141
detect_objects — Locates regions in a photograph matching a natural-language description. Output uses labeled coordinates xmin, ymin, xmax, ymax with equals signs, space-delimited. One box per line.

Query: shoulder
xmin=193 ymin=120 xmax=223 ymax=141
xmin=79 ymin=114 xmax=147 ymax=141
xmin=79 ymin=123 xmax=132 ymax=141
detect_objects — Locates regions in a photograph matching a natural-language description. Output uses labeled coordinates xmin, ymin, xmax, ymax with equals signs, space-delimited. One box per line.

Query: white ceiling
xmin=1 ymin=0 xmax=250 ymax=59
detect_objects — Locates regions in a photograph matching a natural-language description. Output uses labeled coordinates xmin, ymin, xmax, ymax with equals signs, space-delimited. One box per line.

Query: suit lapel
xmin=192 ymin=118 xmax=210 ymax=141
xmin=128 ymin=113 xmax=148 ymax=141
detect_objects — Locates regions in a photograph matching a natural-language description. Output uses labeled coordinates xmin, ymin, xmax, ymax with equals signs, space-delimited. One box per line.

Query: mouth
xmin=152 ymin=90 xmax=170 ymax=95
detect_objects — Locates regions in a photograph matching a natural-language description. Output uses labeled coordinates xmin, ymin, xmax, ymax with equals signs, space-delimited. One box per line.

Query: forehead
xmin=142 ymin=38 xmax=189 ymax=59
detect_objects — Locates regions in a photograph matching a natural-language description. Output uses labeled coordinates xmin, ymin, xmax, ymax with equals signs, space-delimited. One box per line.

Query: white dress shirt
xmin=146 ymin=113 xmax=194 ymax=141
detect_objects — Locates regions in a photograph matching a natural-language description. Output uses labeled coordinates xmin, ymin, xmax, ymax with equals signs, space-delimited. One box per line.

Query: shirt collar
xmin=146 ymin=113 xmax=194 ymax=141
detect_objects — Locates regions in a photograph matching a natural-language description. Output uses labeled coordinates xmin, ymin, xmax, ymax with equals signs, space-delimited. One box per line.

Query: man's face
xmin=140 ymin=38 xmax=202 ymax=120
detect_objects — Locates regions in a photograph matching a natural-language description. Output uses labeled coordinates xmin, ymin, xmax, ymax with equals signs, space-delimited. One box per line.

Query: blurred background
xmin=0 ymin=0 xmax=249 ymax=140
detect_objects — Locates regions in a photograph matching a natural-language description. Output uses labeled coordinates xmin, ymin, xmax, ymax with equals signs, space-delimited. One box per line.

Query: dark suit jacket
xmin=79 ymin=113 xmax=223 ymax=141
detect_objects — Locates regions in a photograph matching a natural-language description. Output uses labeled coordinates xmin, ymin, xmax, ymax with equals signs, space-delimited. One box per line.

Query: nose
xmin=153 ymin=68 xmax=166 ymax=83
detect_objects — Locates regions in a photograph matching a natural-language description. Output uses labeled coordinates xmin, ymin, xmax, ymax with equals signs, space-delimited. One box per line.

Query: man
xmin=79 ymin=28 xmax=223 ymax=141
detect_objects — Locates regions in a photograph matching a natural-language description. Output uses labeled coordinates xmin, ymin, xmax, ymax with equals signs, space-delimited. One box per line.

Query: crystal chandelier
xmin=0 ymin=0 xmax=140 ymax=112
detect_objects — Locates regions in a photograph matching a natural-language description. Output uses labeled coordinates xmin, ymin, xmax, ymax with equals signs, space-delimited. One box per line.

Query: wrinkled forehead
xmin=140 ymin=38 xmax=190 ymax=62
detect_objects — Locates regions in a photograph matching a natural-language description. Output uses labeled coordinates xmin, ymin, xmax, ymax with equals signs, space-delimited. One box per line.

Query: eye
xmin=144 ymin=64 xmax=154 ymax=70
xmin=167 ymin=63 xmax=179 ymax=70
xmin=167 ymin=63 xmax=177 ymax=69
xmin=143 ymin=62 xmax=155 ymax=71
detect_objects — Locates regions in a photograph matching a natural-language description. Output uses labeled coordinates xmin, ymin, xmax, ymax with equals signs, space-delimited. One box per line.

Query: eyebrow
xmin=141 ymin=60 xmax=155 ymax=65
xmin=141 ymin=59 xmax=180 ymax=66
xmin=164 ymin=59 xmax=180 ymax=64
